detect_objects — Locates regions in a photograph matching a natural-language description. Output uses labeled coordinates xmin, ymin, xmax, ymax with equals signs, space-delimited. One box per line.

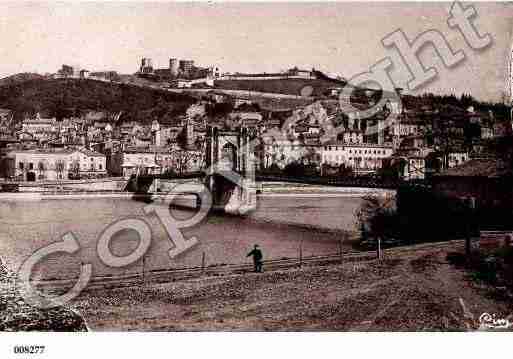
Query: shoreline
xmin=35 ymin=239 xmax=463 ymax=292
xmin=0 ymin=180 xmax=395 ymax=201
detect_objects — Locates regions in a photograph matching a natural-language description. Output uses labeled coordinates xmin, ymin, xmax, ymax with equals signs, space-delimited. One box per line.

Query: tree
xmin=355 ymin=194 xmax=397 ymax=247
xmin=205 ymin=102 xmax=234 ymax=119
xmin=176 ymin=127 xmax=188 ymax=150
xmin=338 ymin=163 xmax=354 ymax=177
xmin=376 ymin=158 xmax=404 ymax=181
xmin=69 ymin=159 xmax=80 ymax=179
xmin=283 ymin=161 xmax=317 ymax=177
xmin=37 ymin=160 xmax=46 ymax=180
xmin=284 ymin=161 xmax=305 ymax=177
xmin=55 ymin=159 xmax=66 ymax=180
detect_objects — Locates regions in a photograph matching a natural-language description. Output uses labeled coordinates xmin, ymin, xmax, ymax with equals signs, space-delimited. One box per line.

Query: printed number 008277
xmin=13 ymin=345 xmax=45 ymax=354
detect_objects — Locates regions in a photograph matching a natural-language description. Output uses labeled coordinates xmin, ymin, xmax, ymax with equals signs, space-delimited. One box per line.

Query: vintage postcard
xmin=0 ymin=0 xmax=512 ymax=357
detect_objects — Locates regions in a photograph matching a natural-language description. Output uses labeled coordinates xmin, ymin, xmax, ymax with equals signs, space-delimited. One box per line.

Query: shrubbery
xmin=356 ymin=194 xmax=399 ymax=249
xmin=283 ymin=161 xmax=318 ymax=177
xmin=448 ymin=246 xmax=513 ymax=289
xmin=357 ymin=185 xmax=480 ymax=249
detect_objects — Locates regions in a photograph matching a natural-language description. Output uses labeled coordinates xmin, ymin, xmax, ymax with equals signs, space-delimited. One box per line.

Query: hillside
xmin=0 ymin=72 xmax=45 ymax=87
xmin=215 ymin=76 xmax=345 ymax=97
xmin=0 ymin=78 xmax=197 ymax=124
xmin=0 ymin=74 xmax=507 ymax=125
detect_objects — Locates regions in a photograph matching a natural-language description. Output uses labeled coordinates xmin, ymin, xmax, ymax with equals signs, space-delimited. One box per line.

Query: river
xmin=0 ymin=184 xmax=394 ymax=282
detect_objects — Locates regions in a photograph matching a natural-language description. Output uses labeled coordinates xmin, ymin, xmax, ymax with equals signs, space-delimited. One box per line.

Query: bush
xmin=356 ymin=194 xmax=400 ymax=249
xmin=162 ymin=168 xmax=178 ymax=178
xmin=448 ymin=247 xmax=513 ymax=287
xmin=257 ymin=163 xmax=282 ymax=176
xmin=356 ymin=186 xmax=484 ymax=248
xmin=321 ymin=163 xmax=353 ymax=178
xmin=283 ymin=161 xmax=318 ymax=177
xmin=395 ymin=185 xmax=475 ymax=243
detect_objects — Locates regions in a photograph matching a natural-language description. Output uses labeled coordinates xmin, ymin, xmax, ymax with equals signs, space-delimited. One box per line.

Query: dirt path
xmin=70 ymin=245 xmax=513 ymax=331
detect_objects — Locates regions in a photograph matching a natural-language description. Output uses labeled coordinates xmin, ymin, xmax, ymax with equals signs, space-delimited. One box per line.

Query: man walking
xmin=247 ymin=244 xmax=263 ymax=273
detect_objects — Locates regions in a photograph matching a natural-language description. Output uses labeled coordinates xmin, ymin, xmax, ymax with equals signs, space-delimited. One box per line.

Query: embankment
xmin=69 ymin=239 xmax=513 ymax=331
xmin=0 ymin=259 xmax=87 ymax=331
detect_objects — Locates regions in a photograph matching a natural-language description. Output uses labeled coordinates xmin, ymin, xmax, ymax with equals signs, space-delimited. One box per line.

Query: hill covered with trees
xmin=402 ymin=93 xmax=510 ymax=118
xmin=0 ymin=72 xmax=46 ymax=87
xmin=0 ymin=78 xmax=197 ymax=124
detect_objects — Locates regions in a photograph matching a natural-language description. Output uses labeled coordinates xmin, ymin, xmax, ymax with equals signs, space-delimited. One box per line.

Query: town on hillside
xmin=0 ymin=60 xmax=511 ymax=185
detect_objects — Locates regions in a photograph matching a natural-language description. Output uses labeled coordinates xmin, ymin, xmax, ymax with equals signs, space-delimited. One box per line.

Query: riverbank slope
xmin=0 ymin=261 xmax=87 ymax=331
xmin=71 ymin=242 xmax=513 ymax=331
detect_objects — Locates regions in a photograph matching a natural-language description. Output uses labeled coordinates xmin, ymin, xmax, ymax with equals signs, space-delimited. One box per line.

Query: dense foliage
xmin=357 ymin=186 xmax=482 ymax=249
xmin=403 ymin=93 xmax=510 ymax=118
xmin=0 ymin=78 xmax=197 ymax=123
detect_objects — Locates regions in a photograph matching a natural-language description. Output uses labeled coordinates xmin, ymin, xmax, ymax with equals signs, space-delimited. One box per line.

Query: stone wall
xmin=17 ymin=178 xmax=127 ymax=192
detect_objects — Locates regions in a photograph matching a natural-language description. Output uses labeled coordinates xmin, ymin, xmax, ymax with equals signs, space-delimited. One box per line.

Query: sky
xmin=0 ymin=1 xmax=512 ymax=102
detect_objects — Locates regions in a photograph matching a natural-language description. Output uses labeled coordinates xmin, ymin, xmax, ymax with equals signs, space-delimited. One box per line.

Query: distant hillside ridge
xmin=0 ymin=72 xmax=46 ymax=87
xmin=214 ymin=70 xmax=347 ymax=97
xmin=0 ymin=78 xmax=197 ymax=124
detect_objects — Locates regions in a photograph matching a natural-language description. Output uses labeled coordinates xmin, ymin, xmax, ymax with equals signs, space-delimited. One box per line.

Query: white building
xmin=4 ymin=148 xmax=106 ymax=181
xmin=69 ymin=149 xmax=107 ymax=176
xmin=21 ymin=113 xmax=57 ymax=134
xmin=119 ymin=150 xmax=161 ymax=178
xmin=169 ymin=79 xmax=192 ymax=88
xmin=402 ymin=156 xmax=426 ymax=180
xmin=448 ymin=151 xmax=470 ymax=168
xmin=394 ymin=120 xmax=425 ymax=137
xmin=116 ymin=147 xmax=204 ymax=178
xmin=321 ymin=142 xmax=394 ymax=173
xmin=79 ymin=70 xmax=90 ymax=79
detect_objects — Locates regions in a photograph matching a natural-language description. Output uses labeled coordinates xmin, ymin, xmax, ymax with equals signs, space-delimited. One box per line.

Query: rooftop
xmin=7 ymin=148 xmax=76 ymax=155
xmin=322 ymin=140 xmax=393 ymax=149
xmin=79 ymin=149 xmax=106 ymax=157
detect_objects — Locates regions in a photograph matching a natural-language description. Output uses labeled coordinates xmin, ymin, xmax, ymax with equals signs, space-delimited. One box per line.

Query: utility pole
xmin=141 ymin=254 xmax=146 ymax=285
xmin=299 ymin=241 xmax=303 ymax=268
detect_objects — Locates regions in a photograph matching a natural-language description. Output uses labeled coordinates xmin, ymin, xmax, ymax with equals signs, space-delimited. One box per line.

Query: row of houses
xmin=1 ymin=148 xmax=107 ymax=181
xmin=261 ymin=139 xmax=394 ymax=173
xmin=1 ymin=144 xmax=205 ymax=181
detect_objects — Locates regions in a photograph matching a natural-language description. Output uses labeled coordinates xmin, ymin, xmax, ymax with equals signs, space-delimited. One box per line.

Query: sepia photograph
xmin=0 ymin=0 xmax=512 ymax=357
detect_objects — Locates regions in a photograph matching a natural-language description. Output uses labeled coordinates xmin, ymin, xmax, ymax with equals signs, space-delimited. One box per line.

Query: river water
xmin=0 ymin=185 xmax=394 ymax=281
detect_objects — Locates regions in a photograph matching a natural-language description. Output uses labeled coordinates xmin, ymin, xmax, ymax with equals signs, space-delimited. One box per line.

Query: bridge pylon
xmin=205 ymin=125 xmax=257 ymax=215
